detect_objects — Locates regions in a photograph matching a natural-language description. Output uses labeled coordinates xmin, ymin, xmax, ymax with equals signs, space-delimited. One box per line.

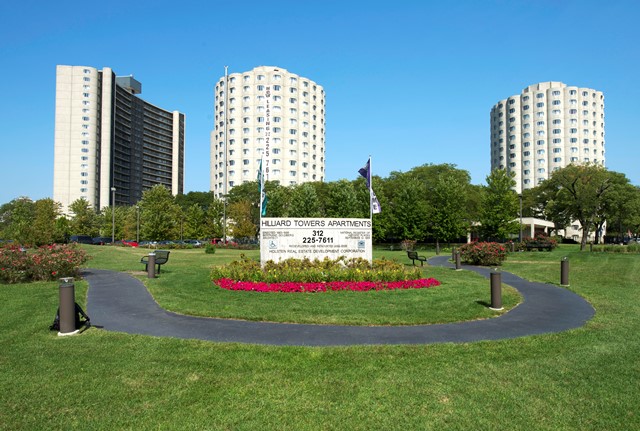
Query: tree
xmin=478 ymin=169 xmax=519 ymax=241
xmin=543 ymin=164 xmax=625 ymax=249
xmin=324 ymin=180 xmax=361 ymax=218
xmin=175 ymin=191 xmax=217 ymax=212
xmin=69 ymin=198 xmax=98 ymax=236
xmin=97 ymin=206 xmax=129 ymax=240
xmin=205 ymin=199 xmax=225 ymax=239
xmin=385 ymin=172 xmax=429 ymax=241
xmin=288 ymin=183 xmax=322 ymax=217
xmin=32 ymin=198 xmax=63 ymax=245
xmin=139 ymin=185 xmax=182 ymax=241
xmin=428 ymin=176 xmax=470 ymax=252
xmin=228 ymin=200 xmax=257 ymax=239
xmin=528 ymin=184 xmax=572 ymax=236
xmin=0 ymin=197 xmax=35 ymax=244
xmin=183 ymin=204 xmax=206 ymax=239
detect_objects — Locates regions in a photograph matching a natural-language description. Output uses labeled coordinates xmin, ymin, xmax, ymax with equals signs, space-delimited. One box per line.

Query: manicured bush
xmin=458 ymin=242 xmax=508 ymax=266
xmin=210 ymin=255 xmax=440 ymax=292
xmin=0 ymin=244 xmax=90 ymax=284
xmin=204 ymin=243 xmax=216 ymax=254
xmin=519 ymin=234 xmax=558 ymax=251
xmin=592 ymin=243 xmax=640 ymax=253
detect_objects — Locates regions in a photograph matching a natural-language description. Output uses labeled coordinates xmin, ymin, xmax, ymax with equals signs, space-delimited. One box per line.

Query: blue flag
xmin=358 ymin=158 xmax=381 ymax=214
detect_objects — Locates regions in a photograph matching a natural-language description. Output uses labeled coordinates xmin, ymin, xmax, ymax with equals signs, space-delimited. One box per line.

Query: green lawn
xmin=90 ymin=246 xmax=518 ymax=325
xmin=1 ymin=245 xmax=638 ymax=430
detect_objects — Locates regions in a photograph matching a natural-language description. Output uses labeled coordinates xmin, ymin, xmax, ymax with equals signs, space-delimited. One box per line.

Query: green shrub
xmin=459 ymin=242 xmax=508 ymax=266
xmin=210 ymin=255 xmax=422 ymax=284
xmin=592 ymin=243 xmax=640 ymax=253
xmin=204 ymin=243 xmax=216 ymax=254
xmin=519 ymin=234 xmax=558 ymax=251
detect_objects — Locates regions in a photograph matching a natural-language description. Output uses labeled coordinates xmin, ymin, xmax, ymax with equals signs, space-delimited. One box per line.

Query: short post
xmin=451 ymin=247 xmax=456 ymax=261
xmin=58 ymin=277 xmax=78 ymax=335
xmin=510 ymin=242 xmax=515 ymax=253
xmin=147 ymin=252 xmax=156 ymax=279
xmin=560 ymin=257 xmax=569 ymax=286
xmin=589 ymin=242 xmax=593 ymax=252
xmin=455 ymin=250 xmax=461 ymax=270
xmin=490 ymin=270 xmax=503 ymax=310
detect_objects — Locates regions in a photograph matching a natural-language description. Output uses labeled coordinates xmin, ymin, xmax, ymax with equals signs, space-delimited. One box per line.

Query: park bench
xmin=407 ymin=251 xmax=428 ymax=266
xmin=525 ymin=242 xmax=553 ymax=252
xmin=141 ymin=250 xmax=170 ymax=273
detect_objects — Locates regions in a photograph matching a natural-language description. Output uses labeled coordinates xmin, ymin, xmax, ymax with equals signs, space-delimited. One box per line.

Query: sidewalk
xmin=85 ymin=256 xmax=594 ymax=347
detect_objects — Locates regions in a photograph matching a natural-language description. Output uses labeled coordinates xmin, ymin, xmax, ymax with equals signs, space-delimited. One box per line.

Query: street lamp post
xmin=136 ymin=205 xmax=140 ymax=243
xmin=111 ymin=187 xmax=116 ymax=244
xmin=519 ymin=193 xmax=523 ymax=243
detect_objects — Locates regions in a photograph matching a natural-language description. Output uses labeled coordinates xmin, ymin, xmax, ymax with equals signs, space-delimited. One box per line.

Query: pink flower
xmin=214 ymin=278 xmax=441 ymax=293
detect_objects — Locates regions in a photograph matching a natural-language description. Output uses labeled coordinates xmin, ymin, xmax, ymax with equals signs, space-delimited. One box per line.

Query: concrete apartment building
xmin=53 ymin=65 xmax=185 ymax=213
xmin=490 ymin=81 xmax=605 ymax=194
xmin=211 ymin=66 xmax=325 ymax=197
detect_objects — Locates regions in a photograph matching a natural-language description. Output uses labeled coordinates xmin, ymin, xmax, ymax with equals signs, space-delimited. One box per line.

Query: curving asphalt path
xmin=85 ymin=255 xmax=594 ymax=346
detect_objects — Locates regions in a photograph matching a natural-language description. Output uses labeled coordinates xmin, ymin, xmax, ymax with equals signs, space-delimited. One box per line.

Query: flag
xmin=358 ymin=158 xmax=381 ymax=214
xmin=258 ymin=157 xmax=268 ymax=216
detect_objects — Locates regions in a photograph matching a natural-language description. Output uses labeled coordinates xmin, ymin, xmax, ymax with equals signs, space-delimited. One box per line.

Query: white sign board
xmin=260 ymin=218 xmax=372 ymax=264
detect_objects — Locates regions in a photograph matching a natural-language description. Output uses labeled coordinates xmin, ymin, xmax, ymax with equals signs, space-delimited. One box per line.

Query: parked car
xmin=69 ymin=235 xmax=94 ymax=245
xmin=92 ymin=236 xmax=113 ymax=245
xmin=184 ymin=239 xmax=203 ymax=247
xmin=122 ymin=240 xmax=139 ymax=247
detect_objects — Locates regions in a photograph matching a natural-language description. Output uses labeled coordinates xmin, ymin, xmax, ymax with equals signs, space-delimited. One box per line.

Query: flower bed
xmin=0 ymin=244 xmax=89 ymax=284
xmin=211 ymin=255 xmax=440 ymax=293
xmin=215 ymin=278 xmax=441 ymax=293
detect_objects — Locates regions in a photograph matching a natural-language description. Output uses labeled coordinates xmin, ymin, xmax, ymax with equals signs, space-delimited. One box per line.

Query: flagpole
xmin=222 ymin=65 xmax=228 ymax=244
xmin=368 ymin=155 xmax=373 ymax=222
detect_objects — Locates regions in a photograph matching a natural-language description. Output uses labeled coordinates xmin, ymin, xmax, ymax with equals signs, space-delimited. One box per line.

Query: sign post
xmin=260 ymin=217 xmax=372 ymax=265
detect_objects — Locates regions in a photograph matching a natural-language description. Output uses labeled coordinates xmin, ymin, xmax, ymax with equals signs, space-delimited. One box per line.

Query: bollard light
xmin=490 ymin=270 xmax=503 ymax=310
xmin=560 ymin=257 xmax=569 ymax=286
xmin=58 ymin=277 xmax=78 ymax=336
xmin=147 ymin=252 xmax=156 ymax=278
xmin=455 ymin=250 xmax=461 ymax=270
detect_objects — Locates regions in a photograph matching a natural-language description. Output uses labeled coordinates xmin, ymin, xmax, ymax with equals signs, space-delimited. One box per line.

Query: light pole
xmin=136 ymin=205 xmax=140 ymax=243
xmin=519 ymin=193 xmax=523 ymax=243
xmin=111 ymin=187 xmax=116 ymax=244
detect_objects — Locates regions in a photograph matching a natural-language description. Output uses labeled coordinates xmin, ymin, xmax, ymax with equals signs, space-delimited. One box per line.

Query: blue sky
xmin=1 ymin=0 xmax=639 ymax=204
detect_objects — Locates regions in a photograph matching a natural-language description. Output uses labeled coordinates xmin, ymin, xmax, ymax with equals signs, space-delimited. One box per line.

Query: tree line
xmin=1 ymin=163 xmax=638 ymax=249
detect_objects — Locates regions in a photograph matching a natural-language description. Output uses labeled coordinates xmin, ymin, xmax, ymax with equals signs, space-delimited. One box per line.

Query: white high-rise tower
xmin=490 ymin=81 xmax=605 ymax=193
xmin=211 ymin=66 xmax=325 ymax=196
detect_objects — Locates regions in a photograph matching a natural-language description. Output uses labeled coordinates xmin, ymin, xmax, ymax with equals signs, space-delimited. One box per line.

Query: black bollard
xmin=490 ymin=270 xmax=503 ymax=310
xmin=147 ymin=252 xmax=156 ymax=279
xmin=560 ymin=257 xmax=569 ymax=286
xmin=59 ymin=277 xmax=77 ymax=335
xmin=455 ymin=250 xmax=461 ymax=270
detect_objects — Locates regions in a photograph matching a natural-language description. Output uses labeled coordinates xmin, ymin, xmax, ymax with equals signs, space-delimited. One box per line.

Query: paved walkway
xmin=85 ymin=256 xmax=594 ymax=346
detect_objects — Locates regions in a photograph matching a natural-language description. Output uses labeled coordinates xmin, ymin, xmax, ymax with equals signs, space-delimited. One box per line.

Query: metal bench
xmin=141 ymin=250 xmax=170 ymax=273
xmin=407 ymin=251 xmax=428 ymax=266
xmin=525 ymin=243 xmax=553 ymax=252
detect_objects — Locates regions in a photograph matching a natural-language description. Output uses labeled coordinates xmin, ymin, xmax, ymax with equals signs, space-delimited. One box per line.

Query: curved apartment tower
xmin=53 ymin=65 xmax=184 ymax=213
xmin=490 ymin=82 xmax=605 ymax=193
xmin=211 ymin=66 xmax=325 ymax=196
